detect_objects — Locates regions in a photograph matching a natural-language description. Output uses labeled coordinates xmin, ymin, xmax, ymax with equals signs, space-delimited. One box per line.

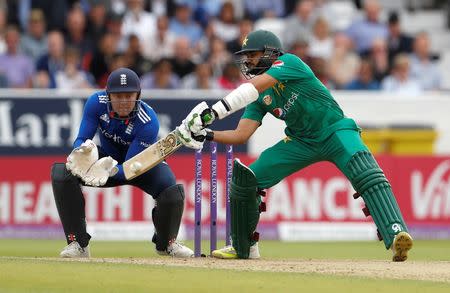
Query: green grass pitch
xmin=1 ymin=239 xmax=450 ymax=292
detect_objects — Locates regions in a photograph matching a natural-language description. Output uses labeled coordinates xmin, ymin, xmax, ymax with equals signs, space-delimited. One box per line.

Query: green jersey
xmin=242 ymin=53 xmax=359 ymax=142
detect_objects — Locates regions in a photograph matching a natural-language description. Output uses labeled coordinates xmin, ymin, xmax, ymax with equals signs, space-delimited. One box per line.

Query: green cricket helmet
xmin=235 ymin=30 xmax=284 ymax=79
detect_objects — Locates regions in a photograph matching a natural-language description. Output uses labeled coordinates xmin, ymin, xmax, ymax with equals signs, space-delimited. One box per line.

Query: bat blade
xmin=123 ymin=130 xmax=183 ymax=180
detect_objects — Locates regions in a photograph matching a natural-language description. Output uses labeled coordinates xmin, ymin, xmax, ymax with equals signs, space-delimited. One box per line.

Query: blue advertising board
xmin=0 ymin=95 xmax=246 ymax=155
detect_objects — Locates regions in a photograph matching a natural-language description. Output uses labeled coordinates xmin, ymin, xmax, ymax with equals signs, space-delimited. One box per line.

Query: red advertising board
xmin=0 ymin=154 xmax=449 ymax=239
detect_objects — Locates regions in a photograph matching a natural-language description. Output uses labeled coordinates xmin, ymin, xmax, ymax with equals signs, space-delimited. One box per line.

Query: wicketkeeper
xmin=177 ymin=30 xmax=413 ymax=261
xmin=52 ymin=68 xmax=193 ymax=258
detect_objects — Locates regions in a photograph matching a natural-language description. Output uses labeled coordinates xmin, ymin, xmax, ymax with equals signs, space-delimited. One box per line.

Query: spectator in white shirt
xmin=381 ymin=54 xmax=422 ymax=96
xmin=142 ymin=15 xmax=176 ymax=62
xmin=55 ymin=47 xmax=93 ymax=90
xmin=211 ymin=2 xmax=239 ymax=43
xmin=283 ymin=0 xmax=317 ymax=49
xmin=181 ymin=62 xmax=219 ymax=89
xmin=409 ymin=32 xmax=441 ymax=90
xmin=308 ymin=17 xmax=333 ymax=60
xmin=121 ymin=0 xmax=156 ymax=46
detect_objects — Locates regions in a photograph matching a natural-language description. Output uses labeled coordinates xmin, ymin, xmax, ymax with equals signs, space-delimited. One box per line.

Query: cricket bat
xmin=123 ymin=130 xmax=183 ymax=180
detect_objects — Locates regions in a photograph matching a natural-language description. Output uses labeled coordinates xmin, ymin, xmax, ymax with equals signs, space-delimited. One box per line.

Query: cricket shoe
xmin=212 ymin=242 xmax=260 ymax=259
xmin=60 ymin=241 xmax=90 ymax=258
xmin=392 ymin=231 xmax=413 ymax=262
xmin=156 ymin=240 xmax=194 ymax=258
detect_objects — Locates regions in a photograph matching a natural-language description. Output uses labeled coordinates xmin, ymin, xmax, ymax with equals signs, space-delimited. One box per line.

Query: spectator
xmin=32 ymin=71 xmax=51 ymax=88
xmin=0 ymin=26 xmax=34 ymax=88
xmin=226 ymin=18 xmax=253 ymax=54
xmin=36 ymin=30 xmax=65 ymax=88
xmin=121 ymin=0 xmax=156 ymax=45
xmin=0 ymin=72 xmax=7 ymax=87
xmin=141 ymin=58 xmax=180 ymax=89
xmin=365 ymin=38 xmax=389 ymax=82
xmin=288 ymin=37 xmax=312 ymax=66
xmin=16 ymin=0 xmax=69 ymax=32
xmin=387 ymin=11 xmax=413 ymax=65
xmin=86 ymin=0 xmax=108 ymax=42
xmin=381 ymin=54 xmax=422 ymax=96
xmin=169 ymin=37 xmax=196 ymax=79
xmin=211 ymin=2 xmax=239 ymax=43
xmin=308 ymin=17 xmax=333 ymax=60
xmin=283 ymin=0 xmax=316 ymax=49
xmin=328 ymin=33 xmax=360 ymax=89
xmin=206 ymin=37 xmax=232 ymax=78
xmin=89 ymin=32 xmax=119 ymax=87
xmin=0 ymin=5 xmax=6 ymax=54
xmin=142 ymin=15 xmax=176 ymax=62
xmin=65 ymin=6 xmax=94 ymax=57
xmin=169 ymin=3 xmax=203 ymax=46
xmin=345 ymin=0 xmax=388 ymax=54
xmin=105 ymin=11 xmax=128 ymax=53
xmin=19 ymin=9 xmax=48 ymax=62
xmin=310 ymin=57 xmax=333 ymax=88
xmin=55 ymin=47 xmax=93 ymax=90
xmin=123 ymin=34 xmax=151 ymax=76
xmin=182 ymin=62 xmax=219 ymax=89
xmin=345 ymin=58 xmax=380 ymax=90
xmin=217 ymin=62 xmax=243 ymax=90
xmin=409 ymin=32 xmax=441 ymax=90
xmin=244 ymin=0 xmax=285 ymax=20
xmin=254 ymin=9 xmax=286 ymax=44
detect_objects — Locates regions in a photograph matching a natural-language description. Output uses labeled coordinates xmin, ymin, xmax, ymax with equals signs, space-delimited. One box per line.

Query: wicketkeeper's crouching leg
xmin=346 ymin=151 xmax=413 ymax=262
xmin=52 ymin=163 xmax=91 ymax=258
xmin=52 ymin=162 xmax=193 ymax=258
xmin=151 ymin=184 xmax=194 ymax=257
xmin=212 ymin=159 xmax=264 ymax=259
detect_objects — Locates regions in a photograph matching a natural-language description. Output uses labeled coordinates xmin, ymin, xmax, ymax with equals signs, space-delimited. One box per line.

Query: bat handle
xmin=200 ymin=108 xmax=216 ymax=126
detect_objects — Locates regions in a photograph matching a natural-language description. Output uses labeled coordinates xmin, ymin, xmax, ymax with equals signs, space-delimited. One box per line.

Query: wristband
xmin=205 ymin=130 xmax=214 ymax=141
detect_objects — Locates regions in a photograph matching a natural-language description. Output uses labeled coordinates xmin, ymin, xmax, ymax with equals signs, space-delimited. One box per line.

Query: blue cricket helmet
xmin=106 ymin=67 xmax=141 ymax=94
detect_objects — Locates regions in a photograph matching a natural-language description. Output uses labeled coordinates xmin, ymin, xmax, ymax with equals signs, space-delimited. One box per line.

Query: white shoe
xmin=60 ymin=241 xmax=90 ymax=258
xmin=156 ymin=240 xmax=194 ymax=258
xmin=212 ymin=242 xmax=260 ymax=259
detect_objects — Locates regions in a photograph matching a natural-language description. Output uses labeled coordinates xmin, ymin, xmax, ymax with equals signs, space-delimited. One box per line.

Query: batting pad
xmin=347 ymin=151 xmax=409 ymax=249
xmin=230 ymin=159 xmax=261 ymax=259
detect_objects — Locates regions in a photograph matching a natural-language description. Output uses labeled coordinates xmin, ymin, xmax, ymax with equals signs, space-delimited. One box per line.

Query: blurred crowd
xmin=0 ymin=0 xmax=444 ymax=94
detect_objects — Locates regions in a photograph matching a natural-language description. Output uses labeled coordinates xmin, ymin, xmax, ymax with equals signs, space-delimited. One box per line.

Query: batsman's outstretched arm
xmin=209 ymin=119 xmax=260 ymax=145
xmin=211 ymin=74 xmax=277 ymax=121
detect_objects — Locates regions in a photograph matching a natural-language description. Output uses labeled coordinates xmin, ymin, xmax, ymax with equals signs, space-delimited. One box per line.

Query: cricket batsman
xmin=177 ymin=30 xmax=413 ymax=261
xmin=51 ymin=68 xmax=194 ymax=258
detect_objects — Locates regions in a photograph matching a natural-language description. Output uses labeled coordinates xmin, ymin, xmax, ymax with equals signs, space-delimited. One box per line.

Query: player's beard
xmin=236 ymin=49 xmax=282 ymax=79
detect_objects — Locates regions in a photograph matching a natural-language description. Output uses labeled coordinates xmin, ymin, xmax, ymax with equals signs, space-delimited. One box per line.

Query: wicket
xmin=194 ymin=142 xmax=233 ymax=257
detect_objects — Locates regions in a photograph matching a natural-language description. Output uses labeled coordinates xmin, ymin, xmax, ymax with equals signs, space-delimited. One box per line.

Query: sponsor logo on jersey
xmin=140 ymin=141 xmax=150 ymax=148
xmin=263 ymin=95 xmax=272 ymax=105
xmin=283 ymin=92 xmax=299 ymax=112
xmin=273 ymin=108 xmax=285 ymax=119
xmin=271 ymin=60 xmax=284 ymax=68
xmin=99 ymin=127 xmax=130 ymax=146
xmin=100 ymin=113 xmax=110 ymax=123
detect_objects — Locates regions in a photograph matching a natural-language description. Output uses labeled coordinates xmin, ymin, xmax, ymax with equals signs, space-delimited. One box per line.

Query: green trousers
xmin=250 ymin=130 xmax=368 ymax=188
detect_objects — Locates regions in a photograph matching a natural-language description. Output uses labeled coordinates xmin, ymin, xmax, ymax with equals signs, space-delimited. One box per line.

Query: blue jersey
xmin=74 ymin=91 xmax=159 ymax=180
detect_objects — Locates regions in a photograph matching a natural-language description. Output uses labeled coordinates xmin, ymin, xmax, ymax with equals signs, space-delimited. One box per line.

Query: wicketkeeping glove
xmin=66 ymin=139 xmax=98 ymax=178
xmin=82 ymin=157 xmax=118 ymax=187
